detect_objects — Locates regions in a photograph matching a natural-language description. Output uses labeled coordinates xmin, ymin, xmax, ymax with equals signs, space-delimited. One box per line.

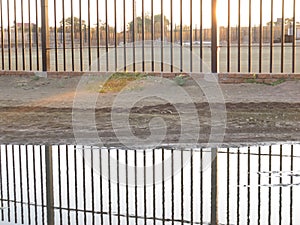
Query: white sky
xmin=0 ymin=0 xmax=299 ymax=31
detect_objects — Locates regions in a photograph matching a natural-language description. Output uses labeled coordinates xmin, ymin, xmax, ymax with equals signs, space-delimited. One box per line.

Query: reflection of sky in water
xmin=0 ymin=144 xmax=299 ymax=225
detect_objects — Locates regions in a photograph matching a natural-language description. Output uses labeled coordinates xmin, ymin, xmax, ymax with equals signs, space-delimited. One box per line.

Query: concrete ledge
xmin=0 ymin=70 xmax=300 ymax=84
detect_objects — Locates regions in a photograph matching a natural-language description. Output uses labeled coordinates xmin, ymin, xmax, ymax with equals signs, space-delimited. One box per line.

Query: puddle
xmin=0 ymin=144 xmax=299 ymax=224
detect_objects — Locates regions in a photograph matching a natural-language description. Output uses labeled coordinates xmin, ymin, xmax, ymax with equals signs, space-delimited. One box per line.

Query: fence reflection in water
xmin=0 ymin=144 xmax=299 ymax=225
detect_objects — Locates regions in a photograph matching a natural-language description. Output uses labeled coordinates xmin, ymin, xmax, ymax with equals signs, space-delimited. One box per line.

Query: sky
xmin=0 ymin=0 xmax=299 ymax=31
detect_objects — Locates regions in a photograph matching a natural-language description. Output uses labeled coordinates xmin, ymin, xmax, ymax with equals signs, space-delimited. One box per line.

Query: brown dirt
xmin=0 ymin=75 xmax=299 ymax=146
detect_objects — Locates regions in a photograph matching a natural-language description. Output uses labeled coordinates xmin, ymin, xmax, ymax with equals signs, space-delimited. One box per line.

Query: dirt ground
xmin=0 ymin=75 xmax=299 ymax=147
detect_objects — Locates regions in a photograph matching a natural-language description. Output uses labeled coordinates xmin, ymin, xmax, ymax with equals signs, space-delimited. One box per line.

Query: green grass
xmin=245 ymin=78 xmax=286 ymax=86
xmin=174 ymin=74 xmax=189 ymax=86
xmin=31 ymin=75 xmax=40 ymax=81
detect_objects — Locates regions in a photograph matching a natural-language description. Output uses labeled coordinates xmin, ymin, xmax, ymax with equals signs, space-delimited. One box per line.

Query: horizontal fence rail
xmin=0 ymin=0 xmax=299 ymax=73
xmin=0 ymin=144 xmax=300 ymax=225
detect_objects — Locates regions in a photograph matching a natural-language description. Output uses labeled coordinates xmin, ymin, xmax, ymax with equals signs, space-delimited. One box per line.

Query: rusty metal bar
xmin=211 ymin=148 xmax=218 ymax=225
xmin=41 ymin=0 xmax=50 ymax=71
xmin=45 ymin=146 xmax=54 ymax=225
xmin=227 ymin=0 xmax=231 ymax=72
xmin=211 ymin=0 xmax=219 ymax=73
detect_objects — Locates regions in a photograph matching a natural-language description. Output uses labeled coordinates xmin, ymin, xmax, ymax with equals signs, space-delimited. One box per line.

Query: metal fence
xmin=0 ymin=0 xmax=299 ymax=73
xmin=0 ymin=144 xmax=299 ymax=225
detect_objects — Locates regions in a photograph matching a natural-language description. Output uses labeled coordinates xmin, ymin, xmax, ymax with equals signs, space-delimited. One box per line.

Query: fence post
xmin=45 ymin=145 xmax=54 ymax=225
xmin=41 ymin=0 xmax=50 ymax=71
xmin=211 ymin=0 xmax=219 ymax=73
xmin=211 ymin=148 xmax=218 ymax=225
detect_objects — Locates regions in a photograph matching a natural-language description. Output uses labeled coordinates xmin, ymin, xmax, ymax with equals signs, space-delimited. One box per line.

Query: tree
xmin=154 ymin=14 xmax=170 ymax=33
xmin=127 ymin=14 xmax=169 ymax=33
xmin=59 ymin=17 xmax=86 ymax=32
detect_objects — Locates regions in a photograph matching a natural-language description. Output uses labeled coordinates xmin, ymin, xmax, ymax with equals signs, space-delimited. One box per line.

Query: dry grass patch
xmin=99 ymin=72 xmax=146 ymax=93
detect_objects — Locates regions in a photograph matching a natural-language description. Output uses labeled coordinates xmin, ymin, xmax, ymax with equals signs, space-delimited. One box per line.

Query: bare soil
xmin=0 ymin=75 xmax=299 ymax=146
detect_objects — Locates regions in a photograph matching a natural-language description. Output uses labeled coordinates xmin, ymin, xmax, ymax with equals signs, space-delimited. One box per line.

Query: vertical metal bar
xmin=0 ymin=0 xmax=4 ymax=70
xmin=79 ymin=0 xmax=83 ymax=71
xmin=211 ymin=148 xmax=218 ymax=225
xmin=5 ymin=145 xmax=10 ymax=222
xmin=123 ymin=0 xmax=126 ymax=71
xmin=26 ymin=146 xmax=31 ymax=224
xmin=170 ymin=0 xmax=173 ymax=72
xmin=96 ymin=0 xmax=100 ymax=71
xmin=270 ymin=0 xmax=274 ymax=73
xmin=83 ymin=148 xmax=87 ymax=225
xmin=108 ymin=149 xmax=112 ymax=225
xmin=237 ymin=0 xmax=241 ymax=72
xmin=151 ymin=0 xmax=154 ymax=71
xmin=0 ymin=146 xmax=3 ymax=219
xmin=200 ymin=0 xmax=203 ymax=72
xmin=200 ymin=148 xmax=203 ymax=225
xmin=227 ymin=148 xmax=230 ymax=225
xmin=71 ymin=0 xmax=75 ymax=71
xmin=135 ymin=150 xmax=138 ymax=225
xmin=58 ymin=146 xmax=62 ymax=225
xmin=290 ymin=145 xmax=293 ymax=225
xmin=114 ymin=0 xmax=117 ymax=71
xmin=153 ymin=149 xmax=156 ymax=225
xmin=227 ymin=0 xmax=231 ymax=72
xmin=66 ymin=146 xmax=71 ymax=225
xmin=117 ymin=149 xmax=121 ymax=225
xmin=74 ymin=147 xmax=79 ymax=225
xmin=268 ymin=145 xmax=272 ymax=225
xmin=35 ymin=0 xmax=40 ymax=70
xmin=21 ymin=0 xmax=25 ymax=70
xmin=53 ymin=0 xmax=58 ymax=71
xmin=91 ymin=148 xmax=95 ymax=225
xmin=237 ymin=148 xmax=240 ymax=225
xmin=280 ymin=0 xmax=285 ymax=73
xmin=292 ymin=0 xmax=296 ymax=73
xmin=6 ymin=0 xmax=11 ymax=70
xmin=171 ymin=149 xmax=174 ymax=225
xmin=143 ymin=150 xmax=147 ymax=225
xmin=247 ymin=147 xmax=251 ymax=225
xmin=162 ymin=149 xmax=165 ymax=225
xmin=14 ymin=0 xmax=18 ymax=70
xmin=190 ymin=150 xmax=193 ymax=224
xmin=33 ymin=146 xmax=38 ymax=225
xmin=41 ymin=0 xmax=50 ymax=71
xmin=189 ymin=0 xmax=193 ymax=72
xmin=259 ymin=0 xmax=262 ymax=73
xmin=161 ymin=0 xmax=164 ymax=72
xmin=248 ymin=0 xmax=252 ymax=72
xmin=279 ymin=145 xmax=283 ymax=225
xmin=28 ymin=0 xmax=32 ymax=70
xmin=88 ymin=0 xmax=91 ymax=71
xmin=45 ymin=145 xmax=54 ymax=225
xmin=181 ymin=150 xmax=184 ymax=225
xmin=12 ymin=146 xmax=17 ymax=223
xmin=180 ymin=0 xmax=183 ymax=72
xmin=18 ymin=146 xmax=23 ymax=224
xmin=258 ymin=147 xmax=261 ymax=224
xmin=99 ymin=149 xmax=103 ymax=225
xmin=142 ymin=0 xmax=145 ymax=71
xmin=125 ymin=150 xmax=129 ymax=225
xmin=132 ymin=0 xmax=136 ymax=72
xmin=105 ymin=0 xmax=109 ymax=71
xmin=62 ymin=0 xmax=66 ymax=71
xmin=40 ymin=147 xmax=45 ymax=224
xmin=212 ymin=0 xmax=219 ymax=73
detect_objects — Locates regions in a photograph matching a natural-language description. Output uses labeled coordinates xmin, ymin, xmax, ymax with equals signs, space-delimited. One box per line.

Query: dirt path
xmin=0 ymin=75 xmax=299 ymax=146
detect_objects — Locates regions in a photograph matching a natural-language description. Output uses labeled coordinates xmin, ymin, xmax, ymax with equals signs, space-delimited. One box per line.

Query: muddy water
xmin=0 ymin=144 xmax=300 ymax=225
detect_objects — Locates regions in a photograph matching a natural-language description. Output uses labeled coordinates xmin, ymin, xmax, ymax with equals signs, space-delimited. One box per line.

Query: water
xmin=0 ymin=144 xmax=299 ymax=225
